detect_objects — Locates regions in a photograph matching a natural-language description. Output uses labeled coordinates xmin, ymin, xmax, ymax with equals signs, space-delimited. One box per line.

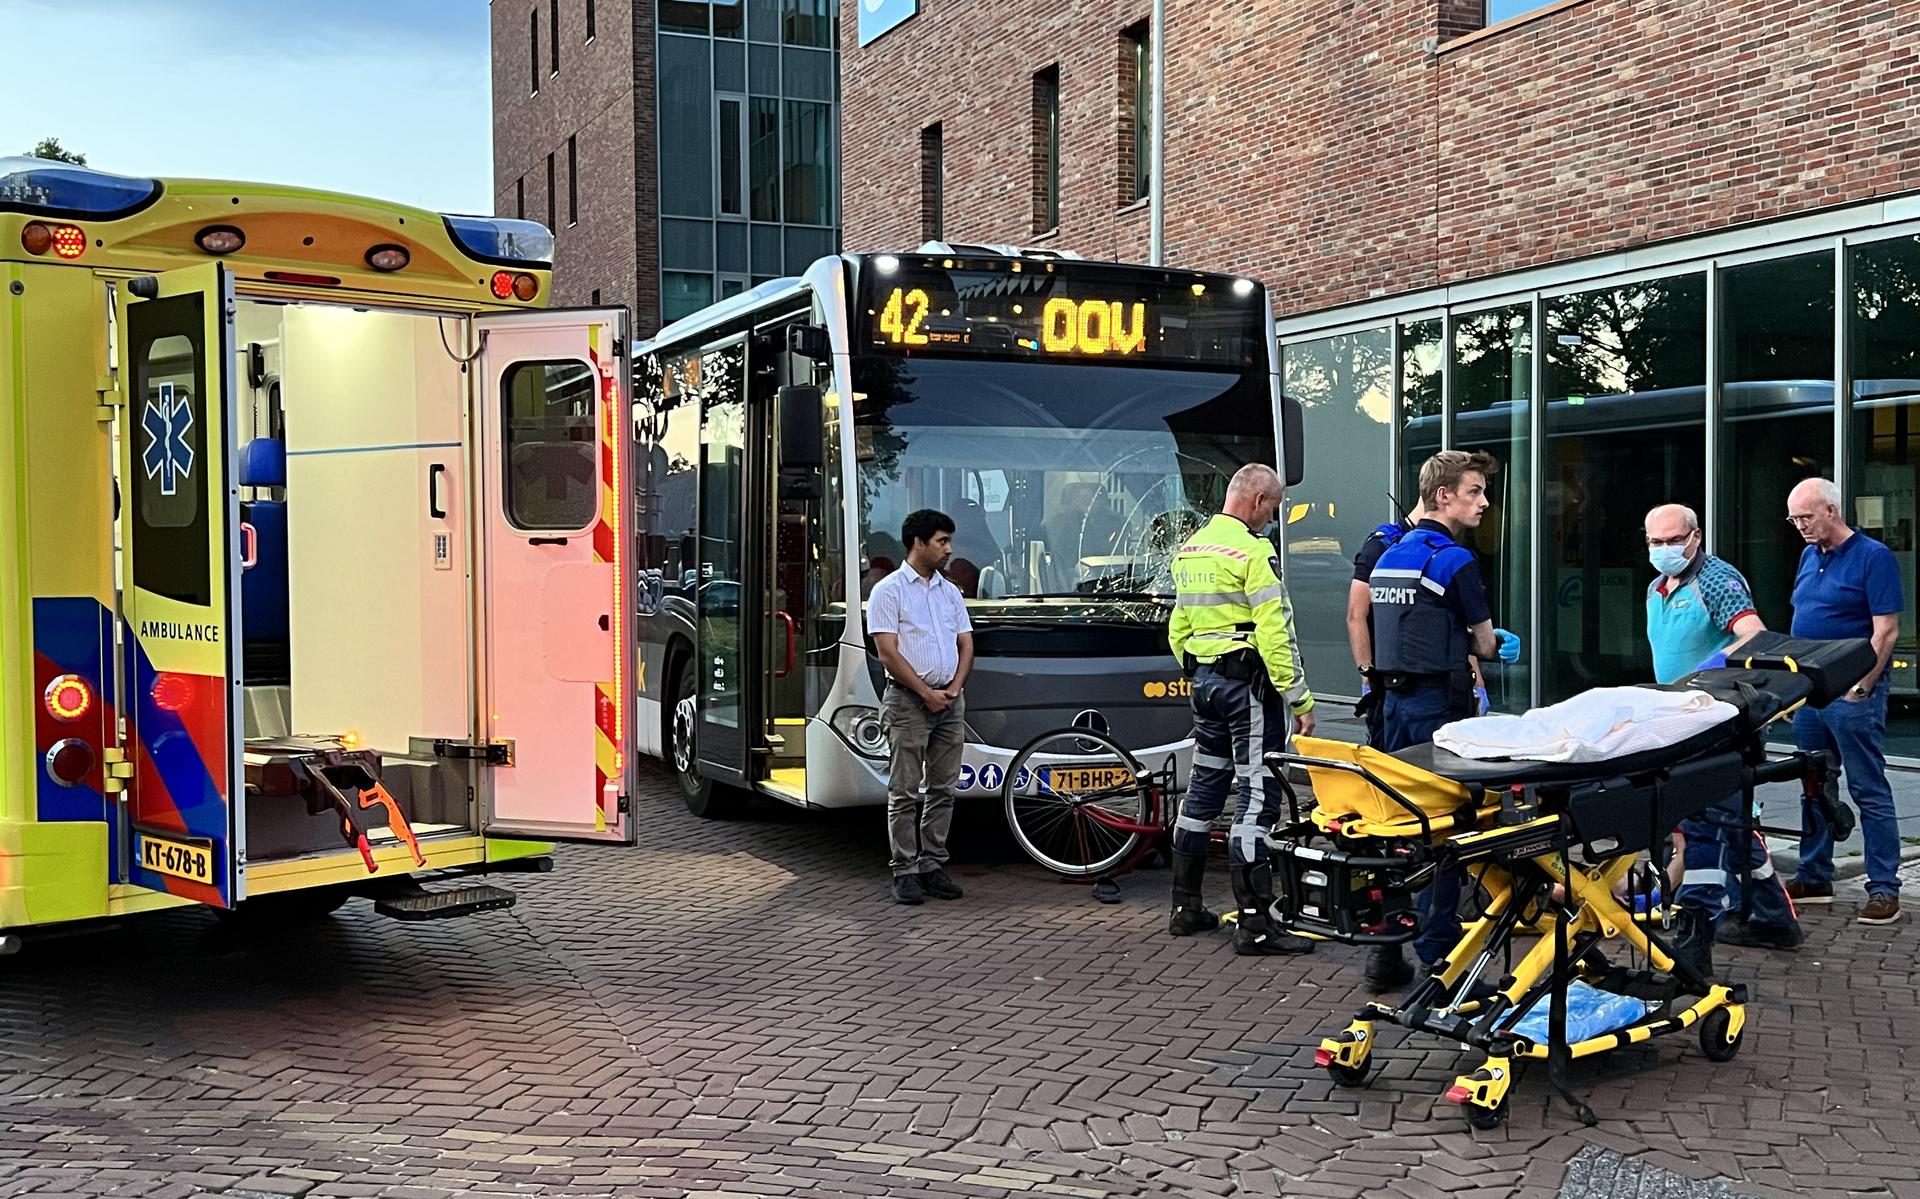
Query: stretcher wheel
xmin=1698 ymin=1007 xmax=1743 ymax=1062
xmin=1004 ymin=728 xmax=1153 ymax=877
xmin=1327 ymin=1057 xmax=1373 ymax=1087
xmin=1463 ymin=1096 xmax=1510 ymax=1131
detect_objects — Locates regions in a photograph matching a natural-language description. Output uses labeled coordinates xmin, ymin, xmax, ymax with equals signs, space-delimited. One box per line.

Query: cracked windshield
xmin=851 ymin=355 xmax=1276 ymax=618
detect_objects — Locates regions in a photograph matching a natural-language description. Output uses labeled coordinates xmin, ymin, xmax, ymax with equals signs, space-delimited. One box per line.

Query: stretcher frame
xmin=1264 ymin=676 xmax=1834 ymax=1129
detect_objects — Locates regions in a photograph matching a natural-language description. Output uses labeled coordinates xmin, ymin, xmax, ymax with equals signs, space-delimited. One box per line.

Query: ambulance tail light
xmin=194 ymin=224 xmax=246 ymax=255
xmin=43 ymin=674 xmax=94 ymax=722
xmin=21 ymin=221 xmax=86 ymax=258
xmin=45 ymin=738 xmax=95 ymax=787
xmin=490 ymin=271 xmax=539 ymax=301
xmin=151 ymin=672 xmax=197 ymax=713
xmin=263 ymin=270 xmax=342 ymax=287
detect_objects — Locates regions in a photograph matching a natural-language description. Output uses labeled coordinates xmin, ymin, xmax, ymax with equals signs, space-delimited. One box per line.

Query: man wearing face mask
xmin=1643 ymin=504 xmax=1802 ymax=967
xmin=1166 ymin=463 xmax=1316 ymax=955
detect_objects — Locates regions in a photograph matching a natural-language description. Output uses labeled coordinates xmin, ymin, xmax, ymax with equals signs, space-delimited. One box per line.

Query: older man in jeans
xmin=1785 ymin=478 xmax=1905 ymax=926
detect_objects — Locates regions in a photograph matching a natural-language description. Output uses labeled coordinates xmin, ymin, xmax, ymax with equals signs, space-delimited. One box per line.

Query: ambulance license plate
xmin=138 ymin=833 xmax=214 ymax=885
xmin=1044 ymin=764 xmax=1134 ymax=793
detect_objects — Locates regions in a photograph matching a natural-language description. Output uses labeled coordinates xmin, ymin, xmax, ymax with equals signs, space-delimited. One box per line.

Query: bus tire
xmin=670 ymin=660 xmax=742 ymax=819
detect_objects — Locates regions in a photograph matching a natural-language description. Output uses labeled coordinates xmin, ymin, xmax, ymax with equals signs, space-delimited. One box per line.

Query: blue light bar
xmin=442 ymin=215 xmax=555 ymax=268
xmin=0 ymin=156 xmax=161 ymax=220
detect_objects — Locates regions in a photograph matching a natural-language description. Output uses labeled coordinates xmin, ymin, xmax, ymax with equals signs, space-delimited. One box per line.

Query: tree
xmin=26 ymin=138 xmax=85 ymax=165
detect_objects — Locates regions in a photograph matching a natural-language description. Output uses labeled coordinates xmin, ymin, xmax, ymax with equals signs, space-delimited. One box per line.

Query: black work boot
xmin=1231 ymin=863 xmax=1311 ymax=956
xmin=1365 ymin=943 xmax=1415 ymax=990
xmin=1168 ymin=851 xmax=1221 ymax=936
xmin=1666 ymin=905 xmax=1716 ymax=991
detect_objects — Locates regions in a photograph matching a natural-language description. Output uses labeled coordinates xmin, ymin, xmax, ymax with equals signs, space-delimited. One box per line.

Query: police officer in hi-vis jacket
xmin=1166 ymin=463 xmax=1316 ymax=956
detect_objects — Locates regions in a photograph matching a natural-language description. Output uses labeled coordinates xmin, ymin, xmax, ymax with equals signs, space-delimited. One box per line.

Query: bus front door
xmin=474 ymin=309 xmax=636 ymax=844
xmin=116 ymin=263 xmax=246 ymax=907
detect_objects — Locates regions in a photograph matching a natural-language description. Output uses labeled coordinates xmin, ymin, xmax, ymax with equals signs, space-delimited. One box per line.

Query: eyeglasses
xmin=1785 ymin=514 xmax=1820 ymax=527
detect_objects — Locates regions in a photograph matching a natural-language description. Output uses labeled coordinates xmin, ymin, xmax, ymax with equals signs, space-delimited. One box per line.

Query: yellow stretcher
xmin=1265 ymin=633 xmax=1871 ymax=1129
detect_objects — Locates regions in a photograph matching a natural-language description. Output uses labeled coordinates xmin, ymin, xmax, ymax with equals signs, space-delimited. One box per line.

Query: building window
xmin=659 ymin=34 xmax=715 ymax=216
xmin=1120 ymin=21 xmax=1150 ymax=205
xmin=530 ymin=8 xmax=540 ymax=94
xmin=1721 ymin=253 xmax=1833 ymax=647
xmin=718 ymin=96 xmax=745 ymax=217
xmin=1032 ymin=67 xmax=1060 ymax=234
xmin=1281 ymin=329 xmax=1394 ymax=690
xmin=586 ymin=0 xmax=596 ymax=40
xmin=749 ymin=97 xmax=781 ymax=222
xmin=546 ymin=151 xmax=556 ymax=231
xmin=714 ymin=0 xmax=744 ymax=39
xmin=515 ymin=176 xmax=525 ymax=220
xmin=920 ymin=123 xmax=943 ymax=241
xmin=566 ymin=135 xmax=579 ymax=226
xmin=782 ymin=100 xmax=832 ymax=227
xmin=663 ymin=271 xmax=715 ymax=323
xmin=591 ymin=288 xmax=601 ymax=305
xmin=1448 ymin=304 xmax=1534 ymax=711
xmin=1849 ymin=234 xmax=1920 ymax=754
xmin=660 ymin=0 xmax=709 ymax=34
xmin=782 ymin=0 xmax=832 ymax=47
xmin=1542 ymin=276 xmax=1706 ymax=700
xmin=549 ymin=0 xmax=560 ymax=73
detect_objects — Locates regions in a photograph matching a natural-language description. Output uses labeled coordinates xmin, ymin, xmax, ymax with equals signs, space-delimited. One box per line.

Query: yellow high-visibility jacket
xmin=1167 ymin=513 xmax=1315 ymax=713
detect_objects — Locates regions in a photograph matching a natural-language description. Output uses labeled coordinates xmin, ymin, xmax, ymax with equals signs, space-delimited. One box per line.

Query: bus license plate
xmin=1045 ymin=764 xmax=1134 ymax=793
xmin=138 ymin=833 xmax=214 ymax=885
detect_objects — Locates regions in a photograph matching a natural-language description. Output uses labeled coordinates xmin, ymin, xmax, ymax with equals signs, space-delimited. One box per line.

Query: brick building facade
xmin=492 ymin=0 xmax=656 ymax=328
xmin=840 ymin=0 xmax=1920 ymax=317
xmin=841 ymin=0 xmax=1920 ymax=761
xmin=492 ymin=0 xmax=842 ymax=338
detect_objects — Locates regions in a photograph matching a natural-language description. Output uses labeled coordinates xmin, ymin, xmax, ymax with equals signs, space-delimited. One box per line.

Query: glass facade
xmin=1280 ymin=329 xmax=1393 ymax=690
xmin=657 ymin=0 xmax=841 ymax=326
xmin=1282 ymin=217 xmax=1920 ymax=760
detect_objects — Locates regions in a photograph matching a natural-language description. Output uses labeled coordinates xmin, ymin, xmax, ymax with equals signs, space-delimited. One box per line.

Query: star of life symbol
xmin=141 ymin=382 xmax=195 ymax=497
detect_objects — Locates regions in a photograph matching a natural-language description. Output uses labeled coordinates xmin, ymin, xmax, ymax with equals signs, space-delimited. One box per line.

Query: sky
xmin=1 ymin=0 xmax=494 ymax=214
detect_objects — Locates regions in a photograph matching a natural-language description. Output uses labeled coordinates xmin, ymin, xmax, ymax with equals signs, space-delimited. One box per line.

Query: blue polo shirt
xmin=1789 ymin=528 xmax=1903 ymax=640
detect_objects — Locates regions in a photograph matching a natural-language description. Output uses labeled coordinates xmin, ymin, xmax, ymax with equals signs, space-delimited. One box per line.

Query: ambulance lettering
xmin=139 ymin=620 xmax=222 ymax=643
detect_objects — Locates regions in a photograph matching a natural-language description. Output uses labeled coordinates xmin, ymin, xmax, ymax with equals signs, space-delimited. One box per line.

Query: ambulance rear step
xmin=374 ymin=880 xmax=517 ymax=921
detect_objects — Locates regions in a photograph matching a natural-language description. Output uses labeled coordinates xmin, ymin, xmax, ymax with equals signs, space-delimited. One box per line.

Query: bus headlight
xmin=830 ymin=706 xmax=889 ymax=760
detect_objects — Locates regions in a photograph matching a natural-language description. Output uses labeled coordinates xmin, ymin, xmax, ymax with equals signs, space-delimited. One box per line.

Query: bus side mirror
xmin=1280 ymin=394 xmax=1305 ymax=487
xmin=788 ymin=324 xmax=832 ymax=363
xmin=778 ymin=384 xmax=824 ymax=499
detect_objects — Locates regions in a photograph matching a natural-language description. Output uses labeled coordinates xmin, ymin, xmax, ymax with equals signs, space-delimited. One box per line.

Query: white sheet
xmin=1432 ymin=687 xmax=1738 ymax=763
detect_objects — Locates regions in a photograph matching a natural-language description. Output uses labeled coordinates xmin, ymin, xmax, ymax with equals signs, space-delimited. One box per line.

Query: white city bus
xmin=631 ymin=244 xmax=1302 ymax=819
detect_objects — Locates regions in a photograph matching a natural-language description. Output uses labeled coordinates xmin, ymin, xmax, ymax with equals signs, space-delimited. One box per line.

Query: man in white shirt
xmin=868 ymin=508 xmax=975 ymax=905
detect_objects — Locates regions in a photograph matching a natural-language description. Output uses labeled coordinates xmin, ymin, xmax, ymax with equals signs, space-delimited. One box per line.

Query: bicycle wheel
xmin=1003 ymin=727 xmax=1155 ymax=877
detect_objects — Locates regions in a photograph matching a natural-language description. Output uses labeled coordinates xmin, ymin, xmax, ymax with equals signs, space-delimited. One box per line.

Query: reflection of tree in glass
xmin=849 ymin=356 xmax=913 ymax=534
xmin=1854 ymin=238 xmax=1920 ymax=385
xmin=1545 ymin=277 xmax=1705 ymax=398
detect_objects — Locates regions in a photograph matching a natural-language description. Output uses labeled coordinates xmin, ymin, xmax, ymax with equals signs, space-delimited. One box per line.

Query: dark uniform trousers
xmin=1172 ymin=663 xmax=1288 ymax=866
xmin=1379 ymin=684 xmax=1465 ymax=966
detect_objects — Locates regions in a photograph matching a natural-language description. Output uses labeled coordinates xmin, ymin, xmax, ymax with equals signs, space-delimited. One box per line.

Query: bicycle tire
xmin=1002 ymin=727 xmax=1156 ymax=877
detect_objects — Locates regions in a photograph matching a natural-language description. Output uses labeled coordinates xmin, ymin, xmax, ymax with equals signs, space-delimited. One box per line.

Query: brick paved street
xmin=3 ymin=764 xmax=1917 ymax=1199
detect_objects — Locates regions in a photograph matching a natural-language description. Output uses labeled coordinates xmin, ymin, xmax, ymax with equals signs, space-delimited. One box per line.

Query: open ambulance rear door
xmin=116 ymin=264 xmax=248 ymax=904
xmin=473 ymin=309 xmax=637 ymax=844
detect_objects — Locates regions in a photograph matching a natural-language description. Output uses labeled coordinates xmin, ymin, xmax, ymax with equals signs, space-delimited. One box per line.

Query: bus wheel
xmin=671 ymin=663 xmax=741 ymax=819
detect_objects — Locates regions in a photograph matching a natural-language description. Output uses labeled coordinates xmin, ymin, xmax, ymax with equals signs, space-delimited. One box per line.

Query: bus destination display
xmin=860 ymin=256 xmax=1262 ymax=367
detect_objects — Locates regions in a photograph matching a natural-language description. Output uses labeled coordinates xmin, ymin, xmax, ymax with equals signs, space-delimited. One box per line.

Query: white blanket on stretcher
xmin=1432 ymin=687 xmax=1739 ymax=763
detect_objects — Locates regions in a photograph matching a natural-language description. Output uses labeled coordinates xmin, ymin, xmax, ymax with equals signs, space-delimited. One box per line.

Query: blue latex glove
xmin=1474 ymin=685 xmax=1490 ymax=716
xmin=1695 ymin=650 xmax=1728 ymax=672
xmin=1359 ymin=682 xmax=1371 ymax=698
xmin=1493 ymin=628 xmax=1522 ymax=663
